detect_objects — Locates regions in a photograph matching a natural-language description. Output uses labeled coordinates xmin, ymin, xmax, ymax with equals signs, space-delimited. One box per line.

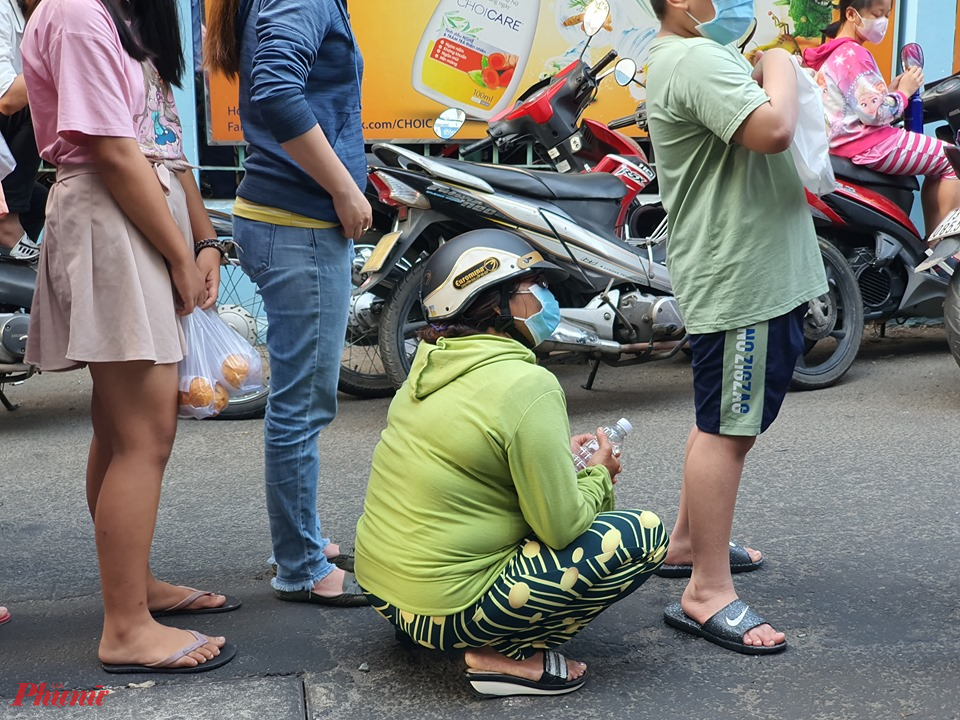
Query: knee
xmin=607 ymin=510 xmax=669 ymax=553
xmin=114 ymin=421 xmax=176 ymax=467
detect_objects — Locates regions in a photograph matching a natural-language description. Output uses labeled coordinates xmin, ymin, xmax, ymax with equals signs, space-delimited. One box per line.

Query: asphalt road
xmin=1 ymin=326 xmax=958 ymax=720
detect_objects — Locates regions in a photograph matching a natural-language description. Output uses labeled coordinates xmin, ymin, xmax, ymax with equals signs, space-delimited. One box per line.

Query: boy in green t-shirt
xmin=645 ymin=0 xmax=828 ymax=655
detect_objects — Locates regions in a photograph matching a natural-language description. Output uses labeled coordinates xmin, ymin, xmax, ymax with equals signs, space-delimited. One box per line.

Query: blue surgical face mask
xmin=515 ymin=284 xmax=561 ymax=347
xmin=687 ymin=0 xmax=755 ymax=46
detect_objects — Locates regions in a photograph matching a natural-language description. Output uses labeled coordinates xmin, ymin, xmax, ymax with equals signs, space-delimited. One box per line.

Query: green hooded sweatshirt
xmin=355 ymin=334 xmax=614 ymax=616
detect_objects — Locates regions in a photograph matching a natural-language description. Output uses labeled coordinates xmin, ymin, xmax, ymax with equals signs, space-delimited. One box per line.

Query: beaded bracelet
xmin=194 ymin=238 xmax=229 ymax=263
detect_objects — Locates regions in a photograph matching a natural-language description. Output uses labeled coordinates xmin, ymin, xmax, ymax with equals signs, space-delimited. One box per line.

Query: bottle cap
xmin=616 ymin=418 xmax=633 ymax=434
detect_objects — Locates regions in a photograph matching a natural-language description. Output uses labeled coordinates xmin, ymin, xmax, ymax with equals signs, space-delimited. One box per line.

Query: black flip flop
xmin=663 ymin=600 xmax=786 ymax=655
xmin=101 ymin=632 xmax=238 ymax=674
xmin=655 ymin=542 xmax=763 ymax=578
xmin=274 ymin=572 xmax=369 ymax=608
xmin=465 ymin=650 xmax=586 ymax=698
xmin=150 ymin=587 xmax=243 ymax=618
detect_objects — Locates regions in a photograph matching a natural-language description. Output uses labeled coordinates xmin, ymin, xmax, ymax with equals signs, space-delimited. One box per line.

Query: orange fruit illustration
xmin=482 ymin=67 xmax=500 ymax=89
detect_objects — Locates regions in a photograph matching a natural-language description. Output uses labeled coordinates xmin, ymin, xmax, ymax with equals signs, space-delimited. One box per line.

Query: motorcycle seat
xmin=830 ymin=156 xmax=919 ymax=214
xmin=430 ymin=157 xmax=628 ymax=202
xmin=830 ymin=156 xmax=920 ymax=192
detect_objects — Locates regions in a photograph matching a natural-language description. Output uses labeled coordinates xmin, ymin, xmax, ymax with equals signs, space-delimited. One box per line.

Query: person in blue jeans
xmin=206 ymin=0 xmax=371 ymax=606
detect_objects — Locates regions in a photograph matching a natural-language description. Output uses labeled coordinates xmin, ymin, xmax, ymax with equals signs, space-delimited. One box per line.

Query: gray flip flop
xmin=654 ymin=542 xmax=763 ymax=578
xmin=151 ymin=587 xmax=242 ymax=617
xmin=663 ymin=600 xmax=786 ymax=655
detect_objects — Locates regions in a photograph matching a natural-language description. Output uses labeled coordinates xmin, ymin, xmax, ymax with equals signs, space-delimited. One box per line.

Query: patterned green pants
xmin=365 ymin=510 xmax=668 ymax=660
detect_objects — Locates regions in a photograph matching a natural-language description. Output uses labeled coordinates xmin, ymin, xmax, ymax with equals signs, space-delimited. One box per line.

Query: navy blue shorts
xmin=690 ymin=305 xmax=807 ymax=437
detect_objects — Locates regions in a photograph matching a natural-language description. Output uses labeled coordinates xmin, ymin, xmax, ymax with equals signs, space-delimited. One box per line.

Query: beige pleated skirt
xmin=25 ymin=164 xmax=189 ymax=371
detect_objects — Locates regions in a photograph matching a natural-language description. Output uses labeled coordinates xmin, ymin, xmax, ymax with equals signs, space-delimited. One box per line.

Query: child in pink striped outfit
xmin=803 ymin=0 xmax=960 ymax=237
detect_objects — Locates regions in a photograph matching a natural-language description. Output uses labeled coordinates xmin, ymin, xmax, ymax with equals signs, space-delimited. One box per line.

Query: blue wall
xmin=900 ymin=0 xmax=954 ymax=80
xmin=174 ymin=0 xmax=198 ymax=168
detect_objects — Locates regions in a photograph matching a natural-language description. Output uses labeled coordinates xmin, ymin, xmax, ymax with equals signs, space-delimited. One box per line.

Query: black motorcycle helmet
xmin=421 ymin=230 xmax=567 ymax=323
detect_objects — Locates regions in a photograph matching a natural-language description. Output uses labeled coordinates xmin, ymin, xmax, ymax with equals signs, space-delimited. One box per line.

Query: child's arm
xmin=732 ymin=48 xmax=798 ymax=155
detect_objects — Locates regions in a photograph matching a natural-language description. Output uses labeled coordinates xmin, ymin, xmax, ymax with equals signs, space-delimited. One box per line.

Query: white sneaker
xmin=8 ymin=235 xmax=40 ymax=262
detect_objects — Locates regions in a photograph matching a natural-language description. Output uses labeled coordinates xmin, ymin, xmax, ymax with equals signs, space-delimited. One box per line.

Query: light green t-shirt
xmin=646 ymin=36 xmax=828 ymax=334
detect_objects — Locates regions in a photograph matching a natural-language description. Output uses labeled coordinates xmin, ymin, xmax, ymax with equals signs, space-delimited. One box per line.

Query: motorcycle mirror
xmin=612 ymin=58 xmax=638 ymax=87
xmin=581 ymin=0 xmax=610 ymax=37
xmin=433 ymin=108 xmax=467 ymax=141
xmin=901 ymin=43 xmax=924 ymax=71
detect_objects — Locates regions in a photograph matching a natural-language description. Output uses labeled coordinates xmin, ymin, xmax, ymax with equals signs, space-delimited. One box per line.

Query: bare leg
xmin=88 ymin=361 xmax=226 ymax=667
xmin=663 ymin=426 xmax=761 ymax=567
xmin=88 ymin=388 xmax=225 ymax=614
xmin=677 ymin=431 xmax=785 ymax=649
xmin=0 ymin=213 xmax=23 ymax=248
xmin=465 ymin=647 xmax=586 ymax=681
xmin=921 ymin=176 xmax=960 ymax=239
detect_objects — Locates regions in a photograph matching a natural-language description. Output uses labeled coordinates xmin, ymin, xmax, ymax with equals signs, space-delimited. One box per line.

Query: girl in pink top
xmin=21 ymin=0 xmax=238 ymax=673
xmin=803 ymin=0 xmax=960 ymax=236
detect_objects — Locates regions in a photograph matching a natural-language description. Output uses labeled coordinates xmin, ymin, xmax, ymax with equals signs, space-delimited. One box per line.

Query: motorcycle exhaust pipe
xmin=540 ymin=320 xmax=684 ymax=355
xmin=539 ymin=321 xmax=623 ymax=354
xmin=0 ymin=362 xmax=31 ymax=374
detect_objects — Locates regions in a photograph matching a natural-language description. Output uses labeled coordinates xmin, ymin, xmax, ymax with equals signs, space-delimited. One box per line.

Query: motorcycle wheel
xmin=379 ymin=261 xmax=428 ymax=388
xmin=790 ymin=238 xmax=864 ymax=390
xmin=339 ymin=239 xmax=397 ymax=398
xmin=214 ymin=255 xmax=270 ymax=420
xmin=945 ymin=269 xmax=960 ymax=370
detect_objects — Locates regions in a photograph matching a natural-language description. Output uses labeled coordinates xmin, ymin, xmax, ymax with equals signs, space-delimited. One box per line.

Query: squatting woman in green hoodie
xmin=355 ymin=230 xmax=668 ymax=699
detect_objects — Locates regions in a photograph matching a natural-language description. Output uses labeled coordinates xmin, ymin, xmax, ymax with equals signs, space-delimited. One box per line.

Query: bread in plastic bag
xmin=177 ymin=307 xmax=263 ymax=419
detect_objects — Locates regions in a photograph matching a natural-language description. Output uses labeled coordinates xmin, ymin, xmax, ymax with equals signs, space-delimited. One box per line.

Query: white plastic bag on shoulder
xmin=790 ymin=57 xmax=836 ymax=197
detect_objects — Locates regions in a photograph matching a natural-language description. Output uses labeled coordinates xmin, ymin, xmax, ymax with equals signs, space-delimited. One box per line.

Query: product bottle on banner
xmin=412 ymin=0 xmax=540 ymax=120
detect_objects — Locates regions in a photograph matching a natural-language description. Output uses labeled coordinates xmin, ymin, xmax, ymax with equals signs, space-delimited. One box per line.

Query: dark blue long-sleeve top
xmin=236 ymin=0 xmax=365 ymax=223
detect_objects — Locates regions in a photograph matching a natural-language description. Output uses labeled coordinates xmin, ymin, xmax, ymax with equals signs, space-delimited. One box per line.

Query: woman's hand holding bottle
xmin=585 ymin=429 xmax=622 ymax=483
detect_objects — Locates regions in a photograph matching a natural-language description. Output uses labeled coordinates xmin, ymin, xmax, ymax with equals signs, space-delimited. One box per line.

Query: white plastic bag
xmin=0 ymin=133 xmax=15 ymax=181
xmin=177 ymin=307 xmax=263 ymax=419
xmin=789 ymin=58 xmax=836 ymax=197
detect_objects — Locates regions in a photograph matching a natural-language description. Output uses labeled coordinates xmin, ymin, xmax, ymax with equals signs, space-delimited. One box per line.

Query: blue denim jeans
xmin=234 ymin=217 xmax=352 ymax=591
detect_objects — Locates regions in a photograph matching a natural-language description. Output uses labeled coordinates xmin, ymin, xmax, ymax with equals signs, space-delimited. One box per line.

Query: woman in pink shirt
xmin=803 ymin=0 xmax=960 ymax=237
xmin=21 ymin=0 xmax=237 ymax=673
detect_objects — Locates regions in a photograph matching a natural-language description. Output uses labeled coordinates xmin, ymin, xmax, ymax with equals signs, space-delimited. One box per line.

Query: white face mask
xmin=855 ymin=11 xmax=889 ymax=45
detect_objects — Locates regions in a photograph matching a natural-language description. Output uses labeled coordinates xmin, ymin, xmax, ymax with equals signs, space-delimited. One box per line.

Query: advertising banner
xmin=205 ymin=0 xmax=897 ymax=144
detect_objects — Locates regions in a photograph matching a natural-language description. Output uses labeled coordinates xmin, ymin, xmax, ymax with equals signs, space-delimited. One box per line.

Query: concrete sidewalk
xmin=2 ymin=328 xmax=959 ymax=719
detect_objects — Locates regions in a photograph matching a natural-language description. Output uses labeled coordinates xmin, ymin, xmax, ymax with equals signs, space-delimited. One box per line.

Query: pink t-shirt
xmin=21 ymin=0 xmax=184 ymax=166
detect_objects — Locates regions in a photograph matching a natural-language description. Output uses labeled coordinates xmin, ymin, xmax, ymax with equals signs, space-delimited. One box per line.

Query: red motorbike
xmin=803 ymin=43 xmax=960 ymax=385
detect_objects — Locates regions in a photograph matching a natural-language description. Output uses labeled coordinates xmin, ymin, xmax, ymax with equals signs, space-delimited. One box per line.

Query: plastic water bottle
xmin=572 ymin=418 xmax=633 ymax=471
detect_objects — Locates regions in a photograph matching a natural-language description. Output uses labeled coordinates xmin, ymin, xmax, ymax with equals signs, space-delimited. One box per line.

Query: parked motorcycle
xmin=947 ymin=267 xmax=960 ymax=369
xmin=915 ymin=147 xmax=960 ymax=369
xmin=0 ymin=209 xmax=270 ymax=419
xmin=357 ymin=0 xmax=862 ymax=391
xmin=812 ymin=44 xmax=960 ymax=379
xmin=367 ymin=135 xmax=686 ymax=388
xmin=338 ymin=164 xmax=405 ymax=399
xmin=0 ymin=256 xmax=35 ymax=411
